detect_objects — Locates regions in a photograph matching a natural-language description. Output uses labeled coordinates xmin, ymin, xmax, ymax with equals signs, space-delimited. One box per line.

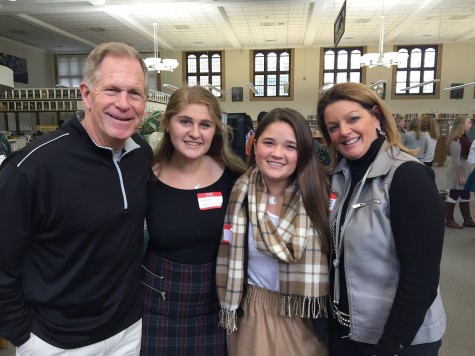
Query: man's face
xmin=80 ymin=55 xmax=147 ymax=150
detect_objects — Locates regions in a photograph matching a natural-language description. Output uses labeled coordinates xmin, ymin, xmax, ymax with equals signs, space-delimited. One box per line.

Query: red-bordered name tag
xmin=223 ymin=224 xmax=232 ymax=245
xmin=329 ymin=192 xmax=337 ymax=212
xmin=197 ymin=192 xmax=223 ymax=210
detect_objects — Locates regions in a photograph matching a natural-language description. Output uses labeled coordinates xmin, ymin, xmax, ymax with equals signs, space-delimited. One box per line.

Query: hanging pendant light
xmin=144 ymin=23 xmax=179 ymax=72
xmin=360 ymin=0 xmax=408 ymax=68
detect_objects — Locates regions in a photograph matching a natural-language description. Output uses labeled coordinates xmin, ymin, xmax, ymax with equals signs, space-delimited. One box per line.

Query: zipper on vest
xmin=352 ymin=199 xmax=381 ymax=209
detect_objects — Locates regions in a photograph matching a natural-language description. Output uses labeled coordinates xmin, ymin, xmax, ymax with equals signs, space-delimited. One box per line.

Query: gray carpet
xmin=1 ymin=164 xmax=474 ymax=356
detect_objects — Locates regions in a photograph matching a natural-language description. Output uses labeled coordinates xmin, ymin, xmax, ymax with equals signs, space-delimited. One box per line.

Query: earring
xmin=376 ymin=127 xmax=386 ymax=137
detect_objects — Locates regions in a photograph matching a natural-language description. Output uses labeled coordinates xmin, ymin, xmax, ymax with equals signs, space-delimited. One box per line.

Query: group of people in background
xmin=3 ymin=40 xmax=473 ymax=356
xmin=397 ymin=113 xmax=475 ymax=229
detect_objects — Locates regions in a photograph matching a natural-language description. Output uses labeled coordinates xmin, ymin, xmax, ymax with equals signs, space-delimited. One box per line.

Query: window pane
xmin=336 ymin=72 xmax=347 ymax=83
xmin=324 ymin=50 xmax=335 ymax=70
xmin=211 ymin=54 xmax=221 ymax=72
xmin=423 ymin=70 xmax=435 ymax=82
xmin=280 ymin=52 xmax=289 ymax=71
xmin=398 ymin=49 xmax=408 ymax=69
xmin=324 ymin=73 xmax=334 ymax=84
xmin=337 ymin=50 xmax=348 ymax=69
xmin=349 ymin=72 xmax=360 ymax=82
xmin=410 ymin=49 xmax=422 ymax=68
xmin=267 ymin=53 xmax=277 ymax=71
xmin=187 ymin=55 xmax=197 ymax=73
xmin=422 ymin=83 xmax=434 ymax=94
xmin=266 ymin=75 xmax=276 ymax=96
xmin=350 ymin=50 xmax=362 ymax=69
xmin=409 ymin=70 xmax=421 ymax=83
xmin=188 ymin=76 xmax=197 ymax=86
xmin=200 ymin=55 xmax=209 ymax=72
xmin=199 ymin=76 xmax=209 ymax=85
xmin=424 ymin=49 xmax=436 ymax=67
xmin=255 ymin=75 xmax=265 ymax=86
xmin=255 ymin=53 xmax=265 ymax=72
xmin=396 ymin=71 xmax=407 ymax=83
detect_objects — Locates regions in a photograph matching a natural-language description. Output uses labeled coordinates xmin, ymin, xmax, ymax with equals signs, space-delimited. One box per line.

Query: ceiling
xmin=0 ymin=0 xmax=474 ymax=55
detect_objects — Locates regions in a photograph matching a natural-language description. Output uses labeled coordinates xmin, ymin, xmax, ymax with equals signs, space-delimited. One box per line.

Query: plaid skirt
xmin=141 ymin=251 xmax=227 ymax=356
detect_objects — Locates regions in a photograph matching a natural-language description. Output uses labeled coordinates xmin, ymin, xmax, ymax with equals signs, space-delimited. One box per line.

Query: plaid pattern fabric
xmin=141 ymin=252 xmax=226 ymax=356
xmin=216 ymin=167 xmax=329 ymax=333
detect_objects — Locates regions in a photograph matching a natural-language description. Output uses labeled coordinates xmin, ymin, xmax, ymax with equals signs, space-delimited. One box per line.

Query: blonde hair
xmin=408 ymin=117 xmax=422 ymax=140
xmin=316 ymin=82 xmax=413 ymax=170
xmin=420 ymin=114 xmax=440 ymax=140
xmin=153 ymin=85 xmax=247 ymax=175
xmin=447 ymin=115 xmax=469 ymax=147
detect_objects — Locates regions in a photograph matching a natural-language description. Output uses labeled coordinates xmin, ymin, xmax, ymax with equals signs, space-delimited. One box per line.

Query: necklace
xmin=194 ymin=183 xmax=201 ymax=189
xmin=268 ymin=196 xmax=278 ymax=205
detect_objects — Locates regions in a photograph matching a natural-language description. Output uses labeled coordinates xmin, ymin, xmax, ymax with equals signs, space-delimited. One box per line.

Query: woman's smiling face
xmin=323 ymin=99 xmax=380 ymax=160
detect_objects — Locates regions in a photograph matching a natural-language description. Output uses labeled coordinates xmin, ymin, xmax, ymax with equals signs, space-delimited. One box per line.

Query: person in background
xmin=141 ymin=85 xmax=247 ymax=356
xmin=445 ymin=115 xmax=475 ymax=228
xmin=402 ymin=117 xmax=430 ymax=161
xmin=395 ymin=115 xmax=406 ymax=136
xmin=256 ymin=110 xmax=268 ymax=125
xmin=244 ymin=114 xmax=255 ymax=161
xmin=420 ymin=114 xmax=440 ymax=167
xmin=0 ymin=132 xmax=11 ymax=158
xmin=0 ymin=42 xmax=152 ymax=355
xmin=317 ymin=82 xmax=446 ymax=356
xmin=245 ymin=111 xmax=268 ymax=160
xmin=464 ymin=140 xmax=475 ymax=220
xmin=217 ymin=108 xmax=330 ymax=356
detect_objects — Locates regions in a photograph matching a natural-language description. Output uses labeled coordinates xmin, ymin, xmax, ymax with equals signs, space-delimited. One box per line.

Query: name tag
xmin=329 ymin=192 xmax=337 ymax=212
xmin=197 ymin=192 xmax=223 ymax=210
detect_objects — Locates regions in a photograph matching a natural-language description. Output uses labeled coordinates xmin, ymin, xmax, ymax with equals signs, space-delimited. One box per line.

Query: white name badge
xmin=197 ymin=192 xmax=223 ymax=210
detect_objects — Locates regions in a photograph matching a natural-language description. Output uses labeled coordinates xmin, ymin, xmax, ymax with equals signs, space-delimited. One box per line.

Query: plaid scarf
xmin=216 ymin=167 xmax=328 ymax=333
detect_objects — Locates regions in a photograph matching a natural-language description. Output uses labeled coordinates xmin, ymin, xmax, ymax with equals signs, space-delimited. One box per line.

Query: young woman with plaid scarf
xmin=216 ymin=108 xmax=330 ymax=355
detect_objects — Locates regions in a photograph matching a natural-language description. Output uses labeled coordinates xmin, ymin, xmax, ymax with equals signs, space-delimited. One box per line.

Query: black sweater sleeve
xmin=374 ymin=162 xmax=445 ymax=355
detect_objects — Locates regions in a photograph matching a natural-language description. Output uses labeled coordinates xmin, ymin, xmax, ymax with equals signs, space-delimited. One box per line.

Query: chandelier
xmin=360 ymin=0 xmax=408 ymax=68
xmin=144 ymin=23 xmax=179 ymax=72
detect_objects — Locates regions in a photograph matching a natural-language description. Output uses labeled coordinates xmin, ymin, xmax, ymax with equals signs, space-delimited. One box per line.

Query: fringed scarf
xmin=216 ymin=167 xmax=328 ymax=334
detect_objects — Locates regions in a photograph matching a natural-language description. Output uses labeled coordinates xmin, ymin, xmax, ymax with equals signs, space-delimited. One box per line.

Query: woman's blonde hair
xmin=153 ymin=85 xmax=247 ymax=175
xmin=316 ymin=82 xmax=412 ymax=170
xmin=447 ymin=115 xmax=469 ymax=147
xmin=420 ymin=114 xmax=440 ymax=140
xmin=407 ymin=117 xmax=422 ymax=139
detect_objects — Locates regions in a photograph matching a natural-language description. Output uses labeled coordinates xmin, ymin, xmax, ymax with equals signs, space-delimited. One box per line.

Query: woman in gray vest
xmin=317 ymin=82 xmax=445 ymax=356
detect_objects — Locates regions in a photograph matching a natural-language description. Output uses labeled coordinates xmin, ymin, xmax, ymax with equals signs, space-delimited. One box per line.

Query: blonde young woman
xmin=141 ymin=86 xmax=247 ymax=356
xmin=402 ymin=117 xmax=430 ymax=161
xmin=420 ymin=114 xmax=440 ymax=167
xmin=445 ymin=115 xmax=475 ymax=228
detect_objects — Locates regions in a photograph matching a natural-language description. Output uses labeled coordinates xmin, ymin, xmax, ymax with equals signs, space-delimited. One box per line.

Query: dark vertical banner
xmin=334 ymin=1 xmax=346 ymax=48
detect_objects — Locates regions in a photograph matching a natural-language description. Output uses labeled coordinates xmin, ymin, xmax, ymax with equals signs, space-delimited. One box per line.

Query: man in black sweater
xmin=0 ymin=42 xmax=152 ymax=355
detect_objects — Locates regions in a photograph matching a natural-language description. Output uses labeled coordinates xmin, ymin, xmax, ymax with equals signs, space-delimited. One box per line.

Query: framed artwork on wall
xmin=232 ymin=87 xmax=243 ymax=102
xmin=449 ymin=83 xmax=464 ymax=99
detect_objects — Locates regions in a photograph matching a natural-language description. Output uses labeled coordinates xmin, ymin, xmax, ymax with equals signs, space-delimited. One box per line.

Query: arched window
xmin=185 ymin=51 xmax=224 ymax=98
xmin=395 ymin=45 xmax=440 ymax=97
xmin=251 ymin=49 xmax=292 ymax=100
